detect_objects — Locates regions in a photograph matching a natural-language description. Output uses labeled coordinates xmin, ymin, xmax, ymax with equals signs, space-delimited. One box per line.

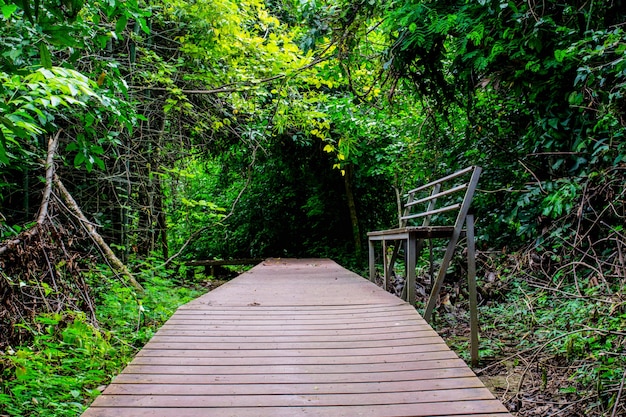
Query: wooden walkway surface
xmin=82 ymin=258 xmax=512 ymax=417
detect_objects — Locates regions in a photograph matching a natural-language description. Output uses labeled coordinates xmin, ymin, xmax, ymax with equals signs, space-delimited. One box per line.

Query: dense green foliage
xmin=0 ymin=0 xmax=625 ymax=415
xmin=0 ymin=263 xmax=204 ymax=415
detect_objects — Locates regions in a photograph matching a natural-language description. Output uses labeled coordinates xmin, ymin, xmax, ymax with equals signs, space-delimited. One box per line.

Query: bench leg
xmin=368 ymin=238 xmax=376 ymax=282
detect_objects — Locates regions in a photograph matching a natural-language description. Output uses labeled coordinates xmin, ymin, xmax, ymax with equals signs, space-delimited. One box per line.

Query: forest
xmin=0 ymin=0 xmax=625 ymax=415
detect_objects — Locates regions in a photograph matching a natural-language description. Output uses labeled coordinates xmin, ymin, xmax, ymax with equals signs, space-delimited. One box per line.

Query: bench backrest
xmin=400 ymin=166 xmax=482 ymax=230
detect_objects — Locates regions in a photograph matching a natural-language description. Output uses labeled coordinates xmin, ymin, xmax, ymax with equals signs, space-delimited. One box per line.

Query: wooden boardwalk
xmin=82 ymin=258 xmax=512 ymax=417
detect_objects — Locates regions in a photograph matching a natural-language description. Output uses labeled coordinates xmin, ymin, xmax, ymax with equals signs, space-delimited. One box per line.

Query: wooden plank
xmin=155 ymin=328 xmax=437 ymax=343
xmin=157 ymin=320 xmax=425 ymax=330
xmin=162 ymin=313 xmax=419 ymax=324
xmin=149 ymin=330 xmax=439 ymax=343
xmin=111 ymin=367 xmax=477 ymax=385
xmin=81 ymin=259 xmax=512 ymax=417
xmin=405 ymin=165 xmax=475 ymax=195
xmin=142 ymin=337 xmax=446 ymax=350
xmin=121 ymin=358 xmax=470 ymax=375
xmin=128 ymin=350 xmax=459 ymax=366
xmin=84 ymin=401 xmax=509 ymax=417
xmin=85 ymin=411 xmax=511 ymax=417
xmin=175 ymin=304 xmax=408 ymax=313
xmin=90 ymin=387 xmax=496 ymax=407
xmin=136 ymin=344 xmax=451 ymax=357
xmin=404 ymin=183 xmax=468 ymax=208
xmin=102 ymin=377 xmax=486 ymax=395
xmin=154 ymin=325 xmax=433 ymax=337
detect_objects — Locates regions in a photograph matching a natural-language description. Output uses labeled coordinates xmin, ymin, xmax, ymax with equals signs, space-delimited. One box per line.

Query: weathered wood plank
xmin=128 ymin=350 xmax=459 ymax=366
xmin=136 ymin=344 xmax=458 ymax=357
xmin=153 ymin=327 xmax=435 ymax=339
xmin=121 ymin=358 xmax=470 ymax=375
xmin=102 ymin=377 xmax=486 ymax=395
xmin=111 ymin=367 xmax=477 ymax=385
xmin=84 ymin=401 xmax=510 ymax=417
xmin=156 ymin=320 xmax=427 ymax=331
xmin=142 ymin=336 xmax=446 ymax=350
xmin=81 ymin=259 xmax=512 ymax=417
xmin=90 ymin=387 xmax=496 ymax=407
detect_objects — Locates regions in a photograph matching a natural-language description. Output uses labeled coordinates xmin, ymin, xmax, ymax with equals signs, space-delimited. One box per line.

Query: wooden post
xmin=406 ymin=234 xmax=417 ymax=306
xmin=466 ymin=214 xmax=479 ymax=367
xmin=382 ymin=239 xmax=388 ymax=290
xmin=368 ymin=239 xmax=376 ymax=282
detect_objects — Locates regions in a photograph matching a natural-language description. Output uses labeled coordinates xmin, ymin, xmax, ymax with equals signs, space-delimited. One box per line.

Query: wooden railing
xmin=367 ymin=166 xmax=482 ymax=365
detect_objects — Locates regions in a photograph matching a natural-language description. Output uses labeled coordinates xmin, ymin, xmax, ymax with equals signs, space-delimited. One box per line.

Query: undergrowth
xmin=0 ymin=261 xmax=206 ymax=416
xmin=432 ymin=251 xmax=626 ymax=417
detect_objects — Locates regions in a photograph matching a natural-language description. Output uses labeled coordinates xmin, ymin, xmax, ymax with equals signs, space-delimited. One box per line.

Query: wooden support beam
xmin=466 ymin=214 xmax=479 ymax=367
xmin=185 ymin=258 xmax=264 ymax=267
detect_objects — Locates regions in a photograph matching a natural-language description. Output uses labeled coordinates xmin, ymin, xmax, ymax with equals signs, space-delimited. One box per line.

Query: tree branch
xmin=54 ymin=175 xmax=144 ymax=292
xmin=129 ymin=57 xmax=329 ymax=95
xmin=37 ymin=130 xmax=62 ymax=225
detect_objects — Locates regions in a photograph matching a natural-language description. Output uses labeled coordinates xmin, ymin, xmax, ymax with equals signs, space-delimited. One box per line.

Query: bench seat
xmin=368 ymin=226 xmax=460 ymax=240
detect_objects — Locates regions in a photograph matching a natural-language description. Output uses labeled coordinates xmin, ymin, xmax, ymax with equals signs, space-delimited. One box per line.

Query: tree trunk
xmin=343 ymin=164 xmax=362 ymax=257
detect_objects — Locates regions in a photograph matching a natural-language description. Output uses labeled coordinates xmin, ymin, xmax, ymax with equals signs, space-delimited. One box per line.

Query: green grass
xmin=0 ymin=263 xmax=206 ymax=416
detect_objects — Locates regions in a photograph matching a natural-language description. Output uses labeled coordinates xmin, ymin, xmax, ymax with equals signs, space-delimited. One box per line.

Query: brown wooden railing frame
xmin=367 ymin=166 xmax=482 ymax=365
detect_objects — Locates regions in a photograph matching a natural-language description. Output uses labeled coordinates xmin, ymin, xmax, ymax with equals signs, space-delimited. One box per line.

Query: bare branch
xmin=37 ymin=130 xmax=62 ymax=225
xmin=54 ymin=175 xmax=144 ymax=293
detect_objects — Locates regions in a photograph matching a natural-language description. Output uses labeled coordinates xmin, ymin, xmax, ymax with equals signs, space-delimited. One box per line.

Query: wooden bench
xmin=367 ymin=166 xmax=481 ymax=364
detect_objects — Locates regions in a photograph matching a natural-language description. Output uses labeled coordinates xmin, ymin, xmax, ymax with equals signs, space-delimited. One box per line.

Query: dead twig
xmin=515 ymin=328 xmax=590 ymax=398
xmin=611 ymin=369 xmax=626 ymax=417
xmin=518 ymin=160 xmax=546 ymax=194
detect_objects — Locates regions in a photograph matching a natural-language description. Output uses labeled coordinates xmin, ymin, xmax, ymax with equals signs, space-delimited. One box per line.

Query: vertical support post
xmin=406 ymin=234 xmax=417 ymax=306
xmin=368 ymin=238 xmax=376 ymax=282
xmin=466 ymin=214 xmax=479 ymax=367
xmin=382 ymin=239 xmax=389 ymax=290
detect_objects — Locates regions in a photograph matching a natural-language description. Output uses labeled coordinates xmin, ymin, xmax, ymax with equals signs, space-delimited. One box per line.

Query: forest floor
xmin=423 ymin=250 xmax=626 ymax=417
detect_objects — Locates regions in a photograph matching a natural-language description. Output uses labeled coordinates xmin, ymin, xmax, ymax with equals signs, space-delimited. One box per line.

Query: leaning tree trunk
xmin=54 ymin=176 xmax=144 ymax=292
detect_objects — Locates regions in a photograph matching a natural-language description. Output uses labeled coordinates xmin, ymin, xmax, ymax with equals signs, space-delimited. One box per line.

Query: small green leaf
xmin=137 ymin=17 xmax=150 ymax=34
xmin=93 ymin=156 xmax=105 ymax=171
xmin=15 ymin=366 xmax=28 ymax=380
xmin=39 ymin=44 xmax=53 ymax=69
xmin=74 ymin=152 xmax=85 ymax=168
xmin=115 ymin=15 xmax=128 ymax=36
xmin=1 ymin=4 xmax=18 ymax=19
xmin=0 ymin=133 xmax=8 ymax=164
